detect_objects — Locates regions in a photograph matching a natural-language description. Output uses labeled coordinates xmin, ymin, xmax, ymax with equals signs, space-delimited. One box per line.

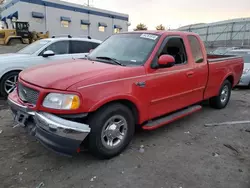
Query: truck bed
xmin=207 ymin=54 xmax=242 ymax=62
xmin=204 ymin=54 xmax=244 ymax=100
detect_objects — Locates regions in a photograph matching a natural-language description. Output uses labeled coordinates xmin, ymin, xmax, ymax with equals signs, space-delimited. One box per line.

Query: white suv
xmin=0 ymin=36 xmax=102 ymax=97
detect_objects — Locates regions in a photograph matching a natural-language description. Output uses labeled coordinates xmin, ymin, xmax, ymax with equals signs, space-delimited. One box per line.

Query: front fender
xmin=0 ymin=67 xmax=24 ymax=80
xmin=89 ymin=94 xmax=147 ymax=124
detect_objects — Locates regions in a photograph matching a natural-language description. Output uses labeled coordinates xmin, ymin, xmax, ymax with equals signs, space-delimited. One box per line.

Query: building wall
xmin=0 ymin=0 xmax=129 ymax=41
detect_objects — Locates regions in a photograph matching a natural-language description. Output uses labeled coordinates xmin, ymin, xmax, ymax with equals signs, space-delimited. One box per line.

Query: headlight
xmin=43 ymin=93 xmax=80 ymax=110
xmin=243 ymin=68 xmax=250 ymax=74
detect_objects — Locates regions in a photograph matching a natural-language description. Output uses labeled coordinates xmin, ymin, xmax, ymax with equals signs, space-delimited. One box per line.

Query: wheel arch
xmin=219 ymin=74 xmax=234 ymax=91
xmin=6 ymin=36 xmax=23 ymax=44
xmin=89 ymin=96 xmax=142 ymax=124
xmin=0 ymin=69 xmax=22 ymax=83
xmin=226 ymin=75 xmax=234 ymax=86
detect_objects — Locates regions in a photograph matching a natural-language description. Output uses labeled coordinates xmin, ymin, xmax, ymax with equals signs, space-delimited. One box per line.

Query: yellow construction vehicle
xmin=0 ymin=21 xmax=49 ymax=45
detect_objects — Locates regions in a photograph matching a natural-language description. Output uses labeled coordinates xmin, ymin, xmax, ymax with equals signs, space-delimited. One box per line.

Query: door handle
xmin=186 ymin=71 xmax=194 ymax=77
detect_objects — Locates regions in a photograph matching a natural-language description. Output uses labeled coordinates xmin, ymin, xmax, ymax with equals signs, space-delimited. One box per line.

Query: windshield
xmin=225 ymin=51 xmax=250 ymax=63
xmin=88 ymin=33 xmax=159 ymax=66
xmin=17 ymin=40 xmax=51 ymax=54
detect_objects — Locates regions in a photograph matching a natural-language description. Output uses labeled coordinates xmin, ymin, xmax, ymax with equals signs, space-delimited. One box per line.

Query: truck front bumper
xmin=7 ymin=96 xmax=91 ymax=156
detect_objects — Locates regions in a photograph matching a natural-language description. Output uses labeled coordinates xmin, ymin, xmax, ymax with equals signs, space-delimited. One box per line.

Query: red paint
xmin=10 ymin=31 xmax=244 ymax=128
xmin=158 ymin=55 xmax=175 ymax=67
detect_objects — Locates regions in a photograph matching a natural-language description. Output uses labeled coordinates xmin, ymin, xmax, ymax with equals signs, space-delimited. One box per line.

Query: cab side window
xmin=188 ymin=35 xmax=204 ymax=63
xmin=159 ymin=37 xmax=187 ymax=65
xmin=42 ymin=41 xmax=70 ymax=55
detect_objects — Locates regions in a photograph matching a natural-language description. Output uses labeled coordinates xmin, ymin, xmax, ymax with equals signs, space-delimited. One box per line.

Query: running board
xmin=142 ymin=105 xmax=202 ymax=130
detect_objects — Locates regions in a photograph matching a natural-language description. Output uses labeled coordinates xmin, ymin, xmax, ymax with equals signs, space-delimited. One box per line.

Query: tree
xmin=156 ymin=24 xmax=165 ymax=30
xmin=134 ymin=23 xmax=147 ymax=31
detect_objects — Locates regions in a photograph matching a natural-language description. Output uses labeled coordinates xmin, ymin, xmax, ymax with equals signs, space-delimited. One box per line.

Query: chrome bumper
xmin=34 ymin=112 xmax=90 ymax=141
xmin=8 ymin=97 xmax=91 ymax=155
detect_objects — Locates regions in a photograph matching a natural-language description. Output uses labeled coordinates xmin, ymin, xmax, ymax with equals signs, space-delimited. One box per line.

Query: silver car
xmin=0 ymin=36 xmax=102 ymax=97
xmin=226 ymin=49 xmax=250 ymax=87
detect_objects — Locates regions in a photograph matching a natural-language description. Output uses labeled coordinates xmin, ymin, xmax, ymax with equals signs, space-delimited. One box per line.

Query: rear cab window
xmin=187 ymin=35 xmax=204 ymax=63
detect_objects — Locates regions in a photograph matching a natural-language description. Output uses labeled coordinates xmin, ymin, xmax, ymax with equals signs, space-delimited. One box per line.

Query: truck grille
xmin=18 ymin=83 xmax=39 ymax=105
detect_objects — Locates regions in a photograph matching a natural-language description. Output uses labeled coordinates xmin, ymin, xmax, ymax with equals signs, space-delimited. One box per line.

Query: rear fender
xmin=218 ymin=73 xmax=234 ymax=94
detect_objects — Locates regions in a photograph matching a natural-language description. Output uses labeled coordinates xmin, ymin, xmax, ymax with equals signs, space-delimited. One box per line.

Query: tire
xmin=8 ymin=39 xmax=22 ymax=45
xmin=0 ymin=71 xmax=20 ymax=98
xmin=86 ymin=103 xmax=135 ymax=159
xmin=209 ymin=79 xmax=232 ymax=109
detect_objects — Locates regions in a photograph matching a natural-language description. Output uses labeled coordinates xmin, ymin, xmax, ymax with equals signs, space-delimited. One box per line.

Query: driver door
xmin=147 ymin=36 xmax=197 ymax=119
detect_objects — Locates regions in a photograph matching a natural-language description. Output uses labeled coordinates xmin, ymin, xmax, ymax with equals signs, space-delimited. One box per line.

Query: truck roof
xmin=122 ymin=30 xmax=198 ymax=36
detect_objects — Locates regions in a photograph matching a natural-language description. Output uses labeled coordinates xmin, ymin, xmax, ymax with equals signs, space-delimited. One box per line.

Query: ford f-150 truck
xmin=7 ymin=31 xmax=244 ymax=159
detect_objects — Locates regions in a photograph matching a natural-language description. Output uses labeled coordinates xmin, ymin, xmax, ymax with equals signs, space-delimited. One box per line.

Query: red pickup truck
xmin=8 ymin=31 xmax=243 ymax=159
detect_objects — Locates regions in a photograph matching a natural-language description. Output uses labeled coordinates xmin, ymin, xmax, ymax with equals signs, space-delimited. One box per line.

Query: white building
xmin=0 ymin=0 xmax=129 ymax=40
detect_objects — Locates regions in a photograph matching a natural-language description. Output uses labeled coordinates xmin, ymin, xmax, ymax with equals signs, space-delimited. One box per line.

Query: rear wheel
xmin=210 ymin=79 xmax=232 ymax=109
xmin=0 ymin=71 xmax=19 ymax=97
xmin=86 ymin=103 xmax=135 ymax=159
xmin=8 ymin=38 xmax=22 ymax=45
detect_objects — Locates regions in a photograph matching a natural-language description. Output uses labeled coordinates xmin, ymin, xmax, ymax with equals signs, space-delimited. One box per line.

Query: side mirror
xmin=89 ymin=49 xmax=93 ymax=53
xmin=42 ymin=50 xmax=55 ymax=57
xmin=158 ymin=55 xmax=175 ymax=68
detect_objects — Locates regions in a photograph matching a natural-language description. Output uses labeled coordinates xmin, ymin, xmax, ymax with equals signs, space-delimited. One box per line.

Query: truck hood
xmin=0 ymin=53 xmax=31 ymax=61
xmin=20 ymin=59 xmax=126 ymax=90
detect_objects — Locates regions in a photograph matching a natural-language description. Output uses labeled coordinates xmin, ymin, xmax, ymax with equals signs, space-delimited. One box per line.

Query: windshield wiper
xmin=96 ymin=56 xmax=125 ymax=66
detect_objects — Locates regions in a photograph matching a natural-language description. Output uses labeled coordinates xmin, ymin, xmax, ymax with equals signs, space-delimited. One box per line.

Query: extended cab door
xmin=147 ymin=36 xmax=198 ymax=119
xmin=186 ymin=35 xmax=208 ymax=102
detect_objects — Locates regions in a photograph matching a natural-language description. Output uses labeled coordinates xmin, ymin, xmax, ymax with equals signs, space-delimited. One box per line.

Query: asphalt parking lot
xmin=0 ymin=89 xmax=250 ymax=188
xmin=0 ymin=45 xmax=249 ymax=188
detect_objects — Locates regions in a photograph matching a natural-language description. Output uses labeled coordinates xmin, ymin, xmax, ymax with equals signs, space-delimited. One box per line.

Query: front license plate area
xmin=15 ymin=111 xmax=29 ymax=127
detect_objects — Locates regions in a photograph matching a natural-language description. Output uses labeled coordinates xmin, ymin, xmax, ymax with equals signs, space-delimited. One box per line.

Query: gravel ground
xmin=0 ymin=89 xmax=249 ymax=188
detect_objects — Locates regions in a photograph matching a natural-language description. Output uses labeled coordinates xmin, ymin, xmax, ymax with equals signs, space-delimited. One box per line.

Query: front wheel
xmin=210 ymin=80 xmax=232 ymax=109
xmin=86 ymin=103 xmax=135 ymax=159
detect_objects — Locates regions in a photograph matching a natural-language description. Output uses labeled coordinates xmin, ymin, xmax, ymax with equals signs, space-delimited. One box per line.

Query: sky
xmin=68 ymin=0 xmax=249 ymax=30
